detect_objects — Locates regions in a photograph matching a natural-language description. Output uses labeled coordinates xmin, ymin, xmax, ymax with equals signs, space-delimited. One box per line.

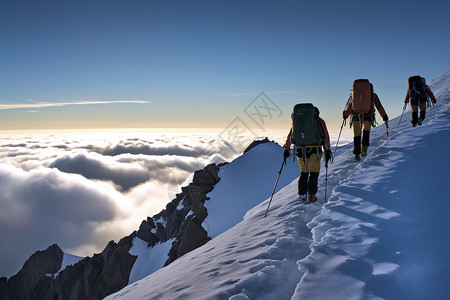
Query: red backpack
xmin=351 ymin=79 xmax=372 ymax=114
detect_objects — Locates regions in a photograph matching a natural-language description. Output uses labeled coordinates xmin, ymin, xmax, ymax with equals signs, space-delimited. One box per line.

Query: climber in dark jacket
xmin=404 ymin=76 xmax=437 ymax=127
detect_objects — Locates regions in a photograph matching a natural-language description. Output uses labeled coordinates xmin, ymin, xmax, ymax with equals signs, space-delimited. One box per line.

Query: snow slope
xmin=107 ymin=69 xmax=450 ymax=300
xmin=293 ymin=71 xmax=450 ymax=299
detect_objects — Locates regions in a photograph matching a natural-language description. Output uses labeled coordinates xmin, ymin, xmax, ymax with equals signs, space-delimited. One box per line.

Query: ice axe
xmin=325 ymin=158 xmax=329 ymax=203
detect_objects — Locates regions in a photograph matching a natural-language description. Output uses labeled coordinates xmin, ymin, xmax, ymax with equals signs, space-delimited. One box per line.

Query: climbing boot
xmin=417 ymin=118 xmax=423 ymax=126
xmin=355 ymin=153 xmax=361 ymax=162
xmin=361 ymin=146 xmax=368 ymax=157
xmin=308 ymin=194 xmax=317 ymax=203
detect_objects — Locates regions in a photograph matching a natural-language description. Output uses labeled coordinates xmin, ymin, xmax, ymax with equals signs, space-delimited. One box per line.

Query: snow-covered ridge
xmin=107 ymin=68 xmax=450 ymax=300
xmin=430 ymin=69 xmax=450 ymax=99
xmin=126 ymin=140 xmax=301 ymax=284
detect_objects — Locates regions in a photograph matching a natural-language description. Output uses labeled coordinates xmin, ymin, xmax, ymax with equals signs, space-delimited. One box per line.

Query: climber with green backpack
xmin=283 ymin=104 xmax=331 ymax=203
xmin=343 ymin=79 xmax=388 ymax=161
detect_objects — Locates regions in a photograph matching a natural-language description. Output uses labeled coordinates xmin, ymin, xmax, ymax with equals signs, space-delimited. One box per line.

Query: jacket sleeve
xmin=425 ymin=85 xmax=436 ymax=102
xmin=373 ymin=93 xmax=387 ymax=119
xmin=284 ymin=128 xmax=292 ymax=151
xmin=319 ymin=118 xmax=331 ymax=150
xmin=404 ymin=90 xmax=410 ymax=102
xmin=342 ymin=96 xmax=353 ymax=118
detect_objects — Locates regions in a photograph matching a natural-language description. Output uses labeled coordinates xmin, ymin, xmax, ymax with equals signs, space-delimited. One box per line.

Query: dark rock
xmin=183 ymin=185 xmax=208 ymax=205
xmin=0 ymin=244 xmax=63 ymax=300
xmin=0 ymin=277 xmax=7 ymax=300
xmin=118 ymin=232 xmax=136 ymax=249
xmin=153 ymin=221 xmax=165 ymax=241
xmin=165 ymin=201 xmax=177 ymax=214
xmin=164 ymin=241 xmax=180 ymax=267
xmin=192 ymin=203 xmax=208 ymax=225
xmin=54 ymin=257 xmax=89 ymax=299
xmin=177 ymin=221 xmax=210 ymax=258
xmin=192 ymin=163 xmax=220 ymax=186
xmin=56 ymin=237 xmax=136 ymax=300
xmin=146 ymin=217 xmax=155 ymax=227
xmin=162 ymin=163 xmax=221 ymax=265
xmin=165 ymin=210 xmax=184 ymax=240
xmin=136 ymin=220 xmax=155 ymax=242
xmin=243 ymin=137 xmax=271 ymax=154
xmin=0 ymin=236 xmax=137 ymax=300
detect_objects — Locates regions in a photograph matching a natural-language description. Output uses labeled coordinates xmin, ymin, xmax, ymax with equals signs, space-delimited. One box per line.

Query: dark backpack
xmin=291 ymin=103 xmax=323 ymax=147
xmin=408 ymin=75 xmax=426 ymax=101
xmin=351 ymin=79 xmax=372 ymax=114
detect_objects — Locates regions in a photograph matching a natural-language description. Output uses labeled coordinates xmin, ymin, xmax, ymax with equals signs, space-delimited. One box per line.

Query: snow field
xmin=294 ymin=75 xmax=450 ymax=299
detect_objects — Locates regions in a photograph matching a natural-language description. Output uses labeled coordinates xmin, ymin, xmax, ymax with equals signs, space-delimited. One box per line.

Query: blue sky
xmin=1 ymin=0 xmax=449 ymax=131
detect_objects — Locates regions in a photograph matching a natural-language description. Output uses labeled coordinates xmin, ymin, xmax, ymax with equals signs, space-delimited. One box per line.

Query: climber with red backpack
xmin=404 ymin=76 xmax=437 ymax=127
xmin=283 ymin=104 xmax=331 ymax=203
xmin=342 ymin=79 xmax=388 ymax=161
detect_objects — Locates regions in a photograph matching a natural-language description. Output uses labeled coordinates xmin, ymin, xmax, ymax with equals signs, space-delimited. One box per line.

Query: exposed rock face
xmin=177 ymin=221 xmax=209 ymax=258
xmin=135 ymin=163 xmax=221 ymax=266
xmin=243 ymin=137 xmax=271 ymax=154
xmin=0 ymin=244 xmax=63 ymax=300
xmin=0 ymin=235 xmax=136 ymax=300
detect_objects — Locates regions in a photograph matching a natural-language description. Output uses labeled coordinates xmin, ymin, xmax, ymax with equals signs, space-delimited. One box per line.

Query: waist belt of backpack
xmin=295 ymin=146 xmax=321 ymax=173
xmin=295 ymin=145 xmax=322 ymax=148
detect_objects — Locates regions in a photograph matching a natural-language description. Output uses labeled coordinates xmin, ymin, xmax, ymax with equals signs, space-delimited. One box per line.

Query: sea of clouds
xmin=0 ymin=129 xmax=275 ymax=277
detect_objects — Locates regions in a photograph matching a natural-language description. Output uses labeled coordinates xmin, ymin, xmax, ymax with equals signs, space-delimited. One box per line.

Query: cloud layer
xmin=0 ymin=131 xmax=249 ymax=277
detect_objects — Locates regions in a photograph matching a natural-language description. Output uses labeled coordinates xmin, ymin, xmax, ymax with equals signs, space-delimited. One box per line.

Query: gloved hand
xmin=342 ymin=112 xmax=348 ymax=120
xmin=325 ymin=150 xmax=332 ymax=164
xmin=432 ymin=98 xmax=437 ymax=104
xmin=383 ymin=115 xmax=389 ymax=122
xmin=283 ymin=149 xmax=290 ymax=159
xmin=404 ymin=99 xmax=409 ymax=104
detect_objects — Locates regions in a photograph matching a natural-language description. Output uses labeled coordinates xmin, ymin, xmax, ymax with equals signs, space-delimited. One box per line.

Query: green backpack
xmin=291 ymin=103 xmax=323 ymax=147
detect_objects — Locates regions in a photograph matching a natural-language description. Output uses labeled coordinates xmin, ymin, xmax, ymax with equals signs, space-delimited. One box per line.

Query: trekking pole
xmin=397 ymin=103 xmax=407 ymax=130
xmin=334 ymin=119 xmax=345 ymax=157
xmin=264 ymin=159 xmax=285 ymax=217
xmin=385 ymin=121 xmax=389 ymax=140
xmin=325 ymin=161 xmax=328 ymax=203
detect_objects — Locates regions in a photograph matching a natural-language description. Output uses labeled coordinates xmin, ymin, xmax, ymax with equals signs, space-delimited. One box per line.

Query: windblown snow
xmin=107 ymin=70 xmax=450 ymax=300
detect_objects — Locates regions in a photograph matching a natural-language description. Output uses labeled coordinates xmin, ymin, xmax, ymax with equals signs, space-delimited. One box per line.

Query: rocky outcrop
xmin=135 ymin=163 xmax=222 ymax=266
xmin=0 ymin=244 xmax=63 ymax=300
xmin=243 ymin=137 xmax=271 ymax=154
xmin=53 ymin=234 xmax=136 ymax=300
xmin=0 ymin=235 xmax=137 ymax=300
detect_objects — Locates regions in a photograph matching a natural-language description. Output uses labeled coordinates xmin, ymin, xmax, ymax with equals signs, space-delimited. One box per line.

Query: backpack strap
xmin=302 ymin=147 xmax=307 ymax=173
